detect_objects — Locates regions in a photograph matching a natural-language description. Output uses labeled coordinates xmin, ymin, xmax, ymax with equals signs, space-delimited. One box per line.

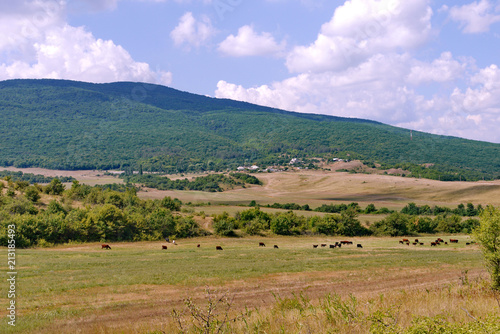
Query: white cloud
xmin=286 ymin=0 xmax=433 ymax=73
xmin=0 ymin=0 xmax=171 ymax=85
xmin=218 ymin=25 xmax=286 ymax=57
xmin=170 ymin=12 xmax=216 ymax=49
xmin=407 ymin=52 xmax=466 ymax=85
xmin=449 ymin=0 xmax=500 ymax=33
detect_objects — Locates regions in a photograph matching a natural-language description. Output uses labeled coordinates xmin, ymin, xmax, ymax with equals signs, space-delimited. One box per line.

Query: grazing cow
xmin=414 ymin=239 xmax=419 ymax=243
xmin=431 ymin=242 xmax=437 ymax=246
xmin=402 ymin=239 xmax=409 ymax=242
xmin=466 ymin=242 xmax=471 ymax=245
xmin=216 ymin=246 xmax=223 ymax=250
xmin=259 ymin=242 xmax=266 ymax=247
xmin=419 ymin=243 xmax=424 ymax=245
xmin=313 ymin=245 xmax=318 ymax=248
xmin=329 ymin=245 xmax=335 ymax=248
xmin=406 ymin=242 xmax=410 ymax=246
xmin=412 ymin=242 xmax=417 ymax=245
xmin=274 ymin=245 xmax=279 ymax=249
xmin=321 ymin=244 xmax=327 ymax=247
xmin=450 ymin=239 xmax=458 ymax=243
xmin=341 ymin=241 xmax=353 ymax=245
xmin=197 ymin=244 xmax=200 ymax=248
xmin=338 ymin=243 xmax=342 ymax=248
xmin=437 ymin=238 xmax=444 ymax=242
xmin=101 ymin=244 xmax=111 ymax=250
xmin=162 ymin=245 xmax=168 ymax=250
xmin=357 ymin=244 xmax=363 ymax=248
xmin=399 ymin=240 xmax=404 ymax=244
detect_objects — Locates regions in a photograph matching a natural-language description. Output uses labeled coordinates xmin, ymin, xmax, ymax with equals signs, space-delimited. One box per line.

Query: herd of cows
xmin=100 ymin=238 xmax=473 ymax=251
xmin=100 ymin=240 xmax=363 ymax=250
xmin=398 ymin=238 xmax=474 ymax=246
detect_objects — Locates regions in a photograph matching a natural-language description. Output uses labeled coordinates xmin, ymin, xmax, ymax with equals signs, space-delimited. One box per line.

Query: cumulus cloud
xmin=286 ymin=0 xmax=433 ymax=73
xmin=448 ymin=0 xmax=500 ymax=33
xmin=170 ymin=12 xmax=215 ymax=49
xmin=0 ymin=0 xmax=171 ymax=85
xmin=218 ymin=25 xmax=286 ymax=57
xmin=407 ymin=52 xmax=466 ymax=85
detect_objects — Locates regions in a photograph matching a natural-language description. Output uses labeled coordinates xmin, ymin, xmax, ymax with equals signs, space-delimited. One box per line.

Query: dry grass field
xmin=138 ymin=169 xmax=500 ymax=211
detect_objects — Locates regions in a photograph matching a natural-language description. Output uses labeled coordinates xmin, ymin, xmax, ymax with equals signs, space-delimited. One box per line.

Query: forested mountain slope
xmin=1 ymin=79 xmax=499 ymax=181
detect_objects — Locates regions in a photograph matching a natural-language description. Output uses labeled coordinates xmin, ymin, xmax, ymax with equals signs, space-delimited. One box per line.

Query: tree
xmin=473 ymin=206 xmax=500 ymax=290
xmin=24 ymin=186 xmax=41 ymax=203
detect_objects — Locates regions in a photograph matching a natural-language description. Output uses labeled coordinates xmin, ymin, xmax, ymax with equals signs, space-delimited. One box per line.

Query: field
xmin=1 ymin=235 xmax=498 ymax=333
xmin=2 ymin=168 xmax=500 ymax=333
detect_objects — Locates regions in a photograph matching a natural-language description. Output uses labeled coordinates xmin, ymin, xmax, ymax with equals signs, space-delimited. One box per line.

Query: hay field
xmin=139 ymin=169 xmax=500 ymax=210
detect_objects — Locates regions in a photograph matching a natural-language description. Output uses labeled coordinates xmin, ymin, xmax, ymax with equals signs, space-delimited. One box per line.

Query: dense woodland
xmin=1 ymin=79 xmax=500 ymax=181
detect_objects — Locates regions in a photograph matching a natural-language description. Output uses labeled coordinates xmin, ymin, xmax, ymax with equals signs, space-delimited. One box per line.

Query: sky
xmin=1 ymin=0 xmax=500 ymax=143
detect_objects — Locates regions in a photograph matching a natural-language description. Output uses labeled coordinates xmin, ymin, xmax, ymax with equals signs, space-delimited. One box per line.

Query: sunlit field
xmin=2 ymin=235 xmax=496 ymax=333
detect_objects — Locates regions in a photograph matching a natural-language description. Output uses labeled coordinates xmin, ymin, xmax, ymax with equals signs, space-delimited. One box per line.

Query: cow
xmin=414 ymin=239 xmax=419 ymax=243
xmin=313 ymin=245 xmax=319 ymax=248
xmin=197 ymin=244 xmax=200 ymax=248
xmin=450 ymin=239 xmax=459 ymax=243
xmin=329 ymin=245 xmax=335 ymax=248
xmin=444 ymin=242 xmax=448 ymax=245
xmin=274 ymin=245 xmax=279 ymax=249
xmin=399 ymin=240 xmax=404 ymax=244
xmin=419 ymin=242 xmax=424 ymax=245
xmin=321 ymin=244 xmax=327 ymax=247
xmin=412 ymin=242 xmax=417 ymax=245
xmin=259 ymin=242 xmax=266 ymax=247
xmin=357 ymin=244 xmax=363 ymax=248
xmin=101 ymin=244 xmax=111 ymax=250
xmin=402 ymin=239 xmax=409 ymax=242
xmin=162 ymin=245 xmax=167 ymax=250
xmin=466 ymin=242 xmax=471 ymax=245
xmin=431 ymin=242 xmax=437 ymax=246
xmin=216 ymin=246 xmax=223 ymax=250
xmin=437 ymin=238 xmax=444 ymax=242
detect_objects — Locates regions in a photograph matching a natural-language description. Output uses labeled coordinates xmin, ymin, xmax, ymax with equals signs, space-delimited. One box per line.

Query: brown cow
xmin=431 ymin=242 xmax=437 ymax=246
xmin=274 ymin=245 xmax=279 ymax=249
xmin=412 ymin=242 xmax=417 ymax=245
xmin=419 ymin=242 xmax=424 ymax=245
xmin=450 ymin=239 xmax=458 ymax=243
xmin=101 ymin=244 xmax=111 ymax=250
xmin=216 ymin=246 xmax=223 ymax=250
xmin=437 ymin=238 xmax=444 ymax=242
xmin=162 ymin=245 xmax=168 ymax=250
xmin=402 ymin=239 xmax=409 ymax=242
xmin=197 ymin=244 xmax=200 ymax=248
xmin=259 ymin=242 xmax=266 ymax=247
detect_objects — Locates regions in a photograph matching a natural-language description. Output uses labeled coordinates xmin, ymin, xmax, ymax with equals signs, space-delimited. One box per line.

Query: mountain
xmin=0 ymin=79 xmax=499 ymax=181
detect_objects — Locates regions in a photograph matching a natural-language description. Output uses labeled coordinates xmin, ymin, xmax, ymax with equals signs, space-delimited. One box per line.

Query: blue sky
xmin=1 ymin=0 xmax=500 ymax=143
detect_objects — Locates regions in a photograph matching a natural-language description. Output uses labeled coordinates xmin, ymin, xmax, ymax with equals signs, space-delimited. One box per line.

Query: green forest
xmin=1 ymin=79 xmax=500 ymax=181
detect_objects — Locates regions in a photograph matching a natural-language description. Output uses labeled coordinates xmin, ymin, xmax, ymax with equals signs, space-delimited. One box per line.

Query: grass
xmin=0 ymin=235 xmax=489 ymax=333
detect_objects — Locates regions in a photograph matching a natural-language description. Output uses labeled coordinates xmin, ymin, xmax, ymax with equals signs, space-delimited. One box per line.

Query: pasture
xmin=1 ymin=235 xmax=496 ymax=333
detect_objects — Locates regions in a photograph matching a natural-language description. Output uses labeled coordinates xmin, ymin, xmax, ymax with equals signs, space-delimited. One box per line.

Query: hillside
xmin=1 ymin=79 xmax=499 ymax=180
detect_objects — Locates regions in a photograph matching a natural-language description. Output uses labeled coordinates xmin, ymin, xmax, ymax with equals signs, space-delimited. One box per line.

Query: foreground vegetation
xmin=1 ymin=79 xmax=500 ymax=180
